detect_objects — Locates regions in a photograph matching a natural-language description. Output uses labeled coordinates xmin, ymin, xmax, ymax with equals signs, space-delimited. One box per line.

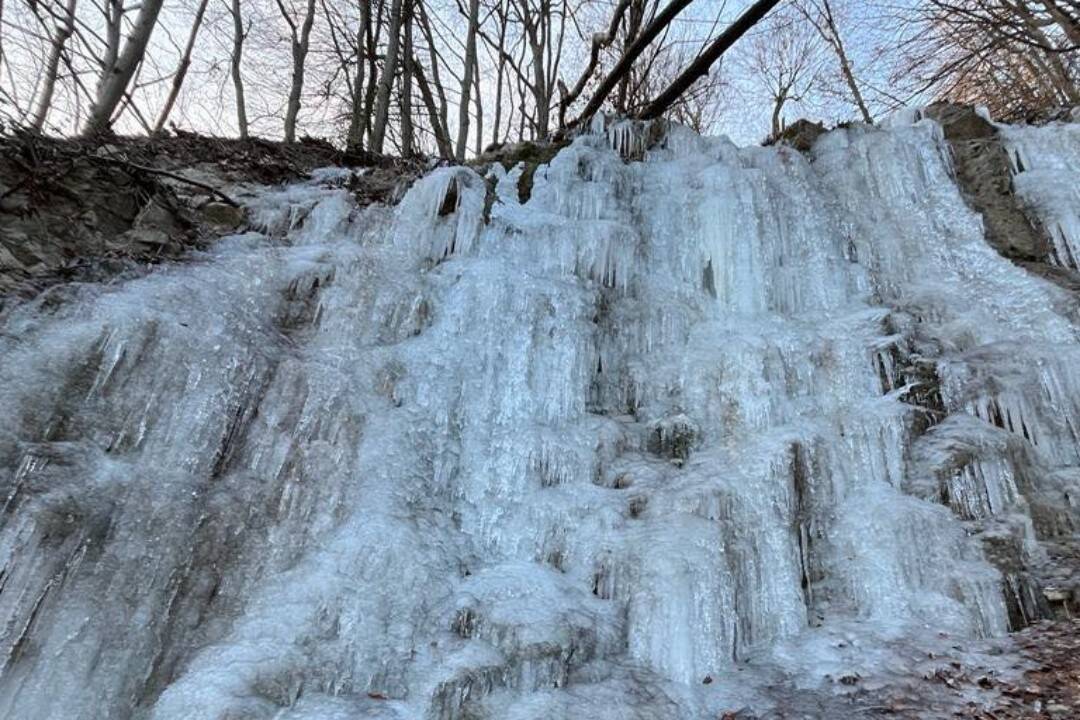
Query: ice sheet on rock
xmin=1000 ymin=122 xmax=1080 ymax=268
xmin=1 ymin=113 xmax=1079 ymax=720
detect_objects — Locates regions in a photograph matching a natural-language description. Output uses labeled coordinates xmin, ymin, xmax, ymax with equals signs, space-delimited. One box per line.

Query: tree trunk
xmin=230 ymin=0 xmax=249 ymax=139
xmin=371 ymin=0 xmax=404 ymax=153
xmin=154 ymin=0 xmax=211 ymax=133
xmin=473 ymin=54 xmax=483 ymax=156
xmin=771 ymin=94 xmax=786 ymax=138
xmin=346 ymin=0 xmax=372 ymax=150
xmin=100 ymin=0 xmax=122 ymax=92
xmin=83 ymin=0 xmax=165 ymax=134
xmin=817 ymin=0 xmax=871 ymax=123
xmin=0 ymin=0 xmax=7 ymax=78
xmin=523 ymin=11 xmax=549 ymax=136
xmin=455 ymin=0 xmax=481 ymax=161
xmin=30 ymin=0 xmax=78 ymax=131
xmin=416 ymin=1 xmax=448 ymax=132
xmin=362 ymin=0 xmax=384 ymax=145
xmin=281 ymin=0 xmax=317 ymax=143
xmin=616 ymin=0 xmax=645 ymax=113
xmin=575 ymin=0 xmax=695 ymax=126
xmin=832 ymin=34 xmax=871 ymax=123
xmin=638 ymin=0 xmax=784 ymax=120
xmin=491 ymin=0 xmax=508 ymax=144
xmin=559 ymin=0 xmax=631 ymax=126
xmin=413 ymin=55 xmax=454 ymax=157
xmin=400 ymin=0 xmax=414 ymax=156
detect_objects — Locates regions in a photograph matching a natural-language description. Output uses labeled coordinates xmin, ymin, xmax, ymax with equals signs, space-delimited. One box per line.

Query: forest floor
xmin=879 ymin=620 xmax=1080 ymax=720
xmin=736 ymin=620 xmax=1080 ymax=719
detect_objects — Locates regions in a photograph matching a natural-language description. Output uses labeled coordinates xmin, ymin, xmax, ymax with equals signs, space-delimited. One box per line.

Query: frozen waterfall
xmin=1 ymin=114 xmax=1079 ymax=719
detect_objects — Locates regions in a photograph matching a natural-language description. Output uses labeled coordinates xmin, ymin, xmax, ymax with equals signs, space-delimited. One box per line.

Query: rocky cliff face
xmin=0 ymin=110 xmax=1078 ymax=719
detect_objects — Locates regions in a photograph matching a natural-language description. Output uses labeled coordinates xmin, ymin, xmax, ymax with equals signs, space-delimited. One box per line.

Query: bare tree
xmin=0 ymin=0 xmax=6 ymax=80
xmin=473 ymin=44 xmax=483 ymax=154
xmin=371 ymin=0 xmax=404 ymax=152
xmin=558 ymin=0 xmax=631 ymax=126
xmin=456 ymin=0 xmax=481 ymax=160
xmin=30 ymin=0 xmax=78 ymax=130
xmin=230 ymin=0 xmax=250 ymax=138
xmin=735 ymin=8 xmax=822 ymax=137
xmin=360 ymin=0 xmax=387 ymax=148
xmin=893 ymin=0 xmax=1079 ymax=120
xmin=154 ymin=0 xmax=211 ymax=133
xmin=794 ymin=0 xmax=872 ymax=123
xmin=344 ymin=0 xmax=372 ymax=149
xmin=573 ymin=0 xmax=694 ymax=126
xmin=639 ymin=0 xmax=786 ymax=121
xmin=275 ymin=0 xmax=318 ymax=142
xmin=489 ymin=0 xmax=510 ymax=144
xmin=400 ymin=0 xmax=415 ymax=155
xmin=83 ymin=0 xmax=165 ymax=134
xmin=412 ymin=52 xmax=454 ymax=156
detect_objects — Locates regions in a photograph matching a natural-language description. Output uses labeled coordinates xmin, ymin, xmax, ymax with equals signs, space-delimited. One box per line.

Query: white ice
xmin=0 ymin=113 xmax=1078 ymax=719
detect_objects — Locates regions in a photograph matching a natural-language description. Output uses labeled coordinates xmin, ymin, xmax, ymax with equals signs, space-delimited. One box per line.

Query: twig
xmin=90 ymin=155 xmax=241 ymax=207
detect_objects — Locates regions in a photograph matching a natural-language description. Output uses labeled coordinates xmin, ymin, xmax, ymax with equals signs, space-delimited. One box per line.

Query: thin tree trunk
xmin=346 ymin=0 xmax=371 ymax=149
xmin=279 ymin=0 xmax=317 ymax=143
xmin=809 ymin=0 xmax=871 ymax=123
xmin=491 ymin=0 xmax=508 ymax=144
xmin=473 ymin=54 xmax=483 ymax=156
xmin=771 ymin=93 xmax=786 ymax=138
xmin=547 ymin=0 xmax=569 ymax=120
xmin=616 ymin=0 xmax=645 ymax=113
xmin=521 ymin=1 xmax=549 ymax=136
xmin=832 ymin=34 xmax=871 ymax=122
xmin=100 ymin=0 xmax=122 ymax=91
xmin=363 ymin=0 xmax=384 ymax=144
xmin=0 ymin=0 xmax=7 ymax=78
xmin=455 ymin=0 xmax=481 ymax=161
xmin=30 ymin=0 xmax=77 ymax=130
xmin=371 ymin=0 xmax=404 ymax=153
xmin=344 ymin=51 xmax=367 ymax=151
xmin=400 ymin=0 xmax=414 ymax=156
xmin=231 ymin=0 xmax=249 ymax=138
xmin=83 ymin=0 xmax=165 ymax=134
xmin=416 ymin=1 xmax=448 ymax=130
xmin=414 ymin=55 xmax=454 ymax=157
xmin=154 ymin=0 xmax=211 ymax=133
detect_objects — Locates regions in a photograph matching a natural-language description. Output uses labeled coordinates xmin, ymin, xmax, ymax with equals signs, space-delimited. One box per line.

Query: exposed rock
xmin=925 ymin=103 xmax=1080 ymax=299
xmin=774 ymin=119 xmax=827 ymax=153
xmin=469 ymin=139 xmax=568 ymax=204
xmin=0 ymin=133 xmax=198 ymax=308
xmin=199 ymin=201 xmax=245 ymax=229
xmin=0 ymin=130 xmax=422 ymax=313
xmin=646 ymin=414 xmax=698 ymax=462
xmin=349 ymin=166 xmax=426 ymax=207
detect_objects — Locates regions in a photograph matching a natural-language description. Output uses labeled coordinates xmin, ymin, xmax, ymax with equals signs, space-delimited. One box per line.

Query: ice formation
xmin=1002 ymin=122 xmax=1080 ymax=269
xmin=1 ymin=113 xmax=1079 ymax=719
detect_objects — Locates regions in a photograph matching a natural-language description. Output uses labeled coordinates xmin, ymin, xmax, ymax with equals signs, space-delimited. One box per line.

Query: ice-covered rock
xmin=1 ymin=112 xmax=1079 ymax=719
